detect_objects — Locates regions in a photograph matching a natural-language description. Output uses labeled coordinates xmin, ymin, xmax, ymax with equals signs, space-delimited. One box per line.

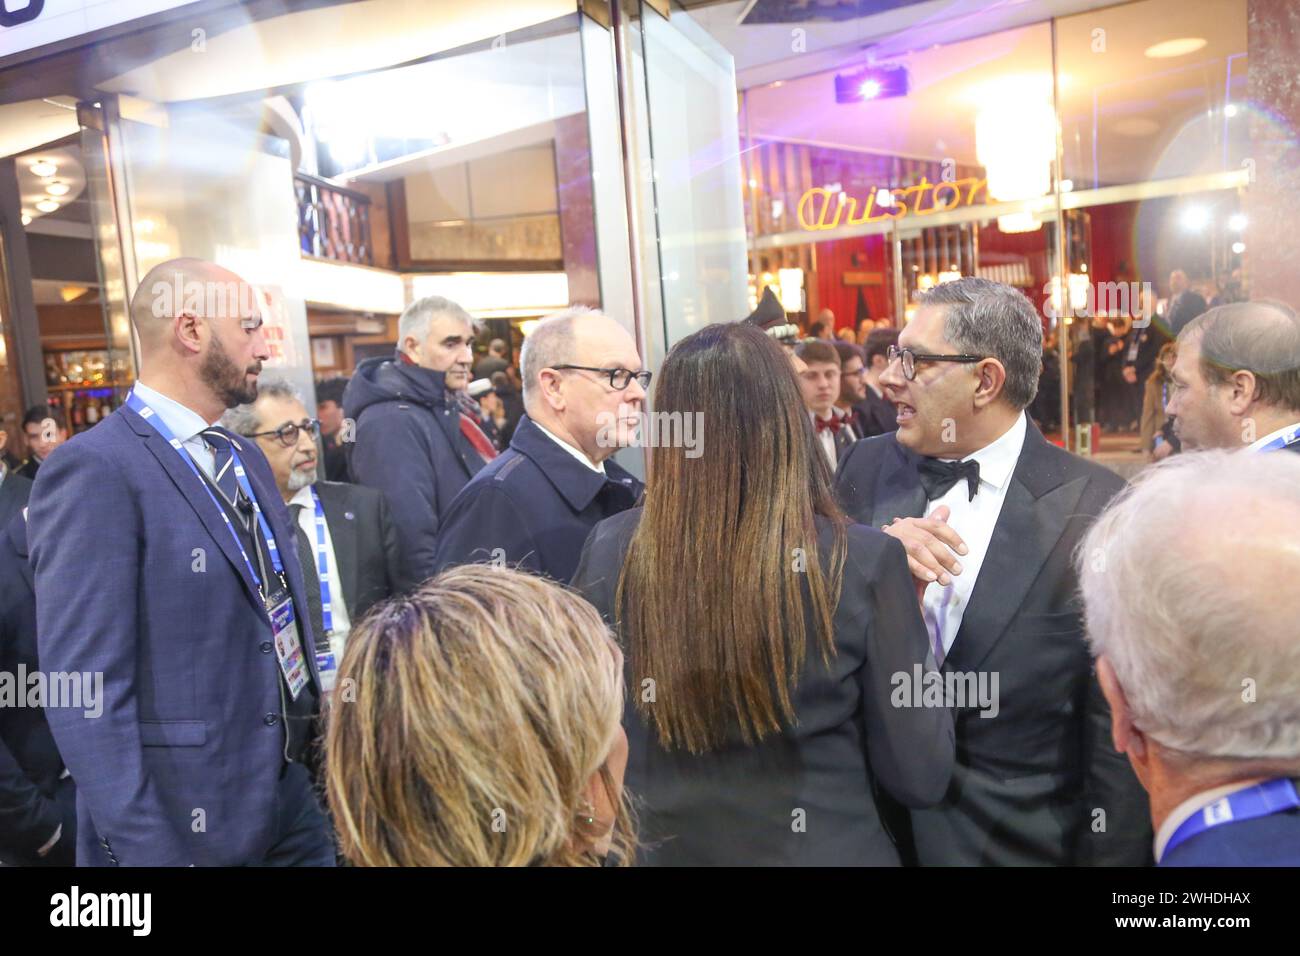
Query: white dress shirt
xmin=1246 ymin=421 xmax=1300 ymax=453
xmin=922 ymin=412 xmax=1028 ymax=662
xmin=290 ymin=484 xmax=352 ymax=659
xmin=532 ymin=419 xmax=606 ymax=475
xmin=131 ymin=380 xmax=221 ymax=478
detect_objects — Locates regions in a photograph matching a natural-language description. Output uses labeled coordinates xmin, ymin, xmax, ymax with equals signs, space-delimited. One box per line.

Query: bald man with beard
xmin=28 ymin=258 xmax=335 ymax=866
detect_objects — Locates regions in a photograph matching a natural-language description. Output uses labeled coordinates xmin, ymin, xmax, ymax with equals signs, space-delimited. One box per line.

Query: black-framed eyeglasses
xmin=886 ymin=345 xmax=986 ymax=381
xmin=250 ymin=418 xmax=320 ymax=447
xmin=551 ymin=365 xmax=652 ymax=391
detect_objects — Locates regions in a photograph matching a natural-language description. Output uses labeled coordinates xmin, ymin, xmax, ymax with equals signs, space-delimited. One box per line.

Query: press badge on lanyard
xmin=126 ymin=390 xmax=310 ymax=701
xmin=269 ymin=589 xmax=310 ymax=701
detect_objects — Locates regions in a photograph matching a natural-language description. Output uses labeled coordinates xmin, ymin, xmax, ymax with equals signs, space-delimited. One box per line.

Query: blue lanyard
xmin=126 ymin=391 xmax=286 ymax=600
xmin=308 ymin=486 xmax=334 ymax=635
xmin=1256 ymin=423 xmax=1300 ymax=453
xmin=1165 ymin=778 xmax=1300 ymax=857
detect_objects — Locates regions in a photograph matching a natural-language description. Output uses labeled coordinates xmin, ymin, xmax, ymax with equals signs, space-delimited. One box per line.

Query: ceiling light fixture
xmin=45 ymin=181 xmax=70 ymax=197
xmin=1228 ymin=213 xmax=1247 ymax=231
xmin=29 ymin=160 xmax=57 ymax=177
xmin=1144 ymin=38 xmax=1207 ymax=59
xmin=1181 ymin=207 xmax=1210 ymax=232
xmin=35 ymin=199 xmax=60 ymax=213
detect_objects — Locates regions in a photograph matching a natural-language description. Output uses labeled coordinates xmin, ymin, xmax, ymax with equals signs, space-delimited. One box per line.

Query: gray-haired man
xmin=342 ymin=295 xmax=497 ymax=588
xmin=1165 ymin=300 xmax=1300 ymax=454
xmin=835 ymin=276 xmax=1150 ymax=865
xmin=1079 ymin=450 xmax=1300 ymax=865
xmin=224 ymin=380 xmax=401 ymax=690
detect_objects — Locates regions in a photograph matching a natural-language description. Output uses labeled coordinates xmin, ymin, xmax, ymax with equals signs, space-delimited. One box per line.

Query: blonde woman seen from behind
xmin=325 ymin=565 xmax=633 ymax=866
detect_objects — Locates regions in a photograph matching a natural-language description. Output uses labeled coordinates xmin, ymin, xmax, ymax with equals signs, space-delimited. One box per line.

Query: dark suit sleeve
xmin=0 ymin=739 xmax=60 ymax=858
xmin=29 ymin=444 xmax=191 ymax=866
xmin=434 ymin=484 xmax=542 ymax=575
xmin=375 ymin=490 xmax=408 ymax=597
xmin=570 ymin=524 xmax=617 ymax=622
xmin=834 ymin=439 xmax=873 ymax=525
xmin=858 ymin=533 xmax=955 ymax=807
xmin=351 ymin=409 xmax=440 ymax=587
xmin=1075 ymin=665 xmax=1153 ymax=864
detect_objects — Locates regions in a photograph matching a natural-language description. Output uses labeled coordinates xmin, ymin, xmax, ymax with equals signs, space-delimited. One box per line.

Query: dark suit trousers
xmin=249 ymin=764 xmax=336 ymax=867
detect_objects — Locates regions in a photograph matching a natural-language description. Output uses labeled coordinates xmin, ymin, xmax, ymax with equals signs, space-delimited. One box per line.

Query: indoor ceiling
xmin=741 ymin=0 xmax=1247 ymax=188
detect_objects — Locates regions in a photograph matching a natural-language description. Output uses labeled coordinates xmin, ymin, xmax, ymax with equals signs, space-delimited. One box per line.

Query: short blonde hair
xmin=325 ymin=565 xmax=633 ymax=866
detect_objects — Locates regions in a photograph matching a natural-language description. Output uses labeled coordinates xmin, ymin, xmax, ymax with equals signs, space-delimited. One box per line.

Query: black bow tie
xmin=917 ymin=456 xmax=981 ymax=502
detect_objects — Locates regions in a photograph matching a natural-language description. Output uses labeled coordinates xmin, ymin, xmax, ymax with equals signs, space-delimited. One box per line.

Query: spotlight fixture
xmin=835 ymin=64 xmax=909 ymax=104
xmin=1224 ymin=103 xmax=1238 ymax=118
xmin=1181 ymin=206 xmax=1209 ymax=232
xmin=29 ymin=159 xmax=57 ymax=177
xmin=1232 ymin=241 xmax=1246 ymax=255
xmin=1228 ymin=213 xmax=1247 ymax=232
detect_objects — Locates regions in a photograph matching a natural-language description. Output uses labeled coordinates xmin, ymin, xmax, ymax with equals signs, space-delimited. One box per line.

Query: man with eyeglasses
xmin=835 ymin=277 xmax=1150 ymax=867
xmin=434 ymin=306 xmax=645 ymax=583
xmin=224 ymin=379 xmax=402 ymax=696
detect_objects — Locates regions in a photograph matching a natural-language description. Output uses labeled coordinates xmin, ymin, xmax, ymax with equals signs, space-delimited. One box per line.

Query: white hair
xmin=1077 ymin=450 xmax=1300 ymax=762
xmin=398 ymin=295 xmax=476 ymax=348
xmin=519 ymin=306 xmax=601 ymax=412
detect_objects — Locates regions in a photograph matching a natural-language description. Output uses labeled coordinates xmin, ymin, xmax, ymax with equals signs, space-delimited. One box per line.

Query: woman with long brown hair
xmin=325 ymin=565 xmax=634 ymax=866
xmin=572 ymin=321 xmax=954 ymax=865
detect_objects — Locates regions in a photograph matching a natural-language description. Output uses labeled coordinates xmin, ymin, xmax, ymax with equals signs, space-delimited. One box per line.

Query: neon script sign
xmin=797 ymin=177 xmax=987 ymax=231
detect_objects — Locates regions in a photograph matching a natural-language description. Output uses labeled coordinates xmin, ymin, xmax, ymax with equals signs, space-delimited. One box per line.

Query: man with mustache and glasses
xmin=835 ymin=277 xmax=1150 ymax=867
xmin=29 ymin=258 xmax=335 ymax=866
xmin=224 ymin=379 xmax=401 ymax=696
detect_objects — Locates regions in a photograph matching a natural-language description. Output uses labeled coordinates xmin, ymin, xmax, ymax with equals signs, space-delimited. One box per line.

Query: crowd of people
xmin=0 ymin=255 xmax=1297 ymax=867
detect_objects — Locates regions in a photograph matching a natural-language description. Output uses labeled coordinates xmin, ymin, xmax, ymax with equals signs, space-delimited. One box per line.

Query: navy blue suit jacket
xmin=434 ymin=416 xmax=642 ymax=583
xmin=1162 ymin=804 xmax=1300 ymax=866
xmin=28 ymin=405 xmax=323 ymax=866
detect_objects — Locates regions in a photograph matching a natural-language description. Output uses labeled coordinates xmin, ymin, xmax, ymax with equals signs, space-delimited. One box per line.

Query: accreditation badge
xmin=269 ymin=596 xmax=309 ymax=701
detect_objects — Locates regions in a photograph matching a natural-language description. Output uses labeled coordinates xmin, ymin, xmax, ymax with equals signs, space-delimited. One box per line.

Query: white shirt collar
xmin=939 ymin=411 xmax=1027 ymax=492
xmin=1154 ymin=780 xmax=1261 ymax=863
xmin=1246 ymin=421 xmax=1300 ymax=453
xmin=131 ymin=380 xmax=218 ymax=443
xmin=289 ymin=484 xmax=316 ymax=511
xmin=531 ymin=419 xmax=606 ymax=475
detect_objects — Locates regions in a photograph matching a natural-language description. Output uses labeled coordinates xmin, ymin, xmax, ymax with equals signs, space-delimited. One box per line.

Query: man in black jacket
xmin=343 ymin=296 xmax=496 ymax=588
xmin=0 ymin=459 xmax=31 ymax=532
xmin=836 ymin=277 xmax=1150 ymax=866
xmin=434 ymin=307 xmax=644 ymax=583
xmin=225 ymin=380 xmax=403 ymax=689
xmin=0 ymin=509 xmax=76 ymax=866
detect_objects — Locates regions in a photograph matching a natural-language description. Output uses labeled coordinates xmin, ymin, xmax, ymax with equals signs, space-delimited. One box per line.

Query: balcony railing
xmin=295 ymin=172 xmax=373 ymax=266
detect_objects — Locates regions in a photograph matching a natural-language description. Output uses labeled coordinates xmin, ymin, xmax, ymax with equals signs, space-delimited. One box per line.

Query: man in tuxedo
xmin=857 ymin=328 xmax=901 ymax=438
xmin=434 ymin=307 xmax=644 ymax=583
xmin=0 ymin=509 xmax=75 ymax=866
xmin=797 ymin=338 xmax=860 ymax=468
xmin=224 ymin=379 xmax=403 ymax=692
xmin=1079 ymin=451 xmax=1300 ymax=865
xmin=835 ymin=277 xmax=1150 ymax=865
xmin=343 ymin=296 xmax=495 ymax=588
xmin=28 ymin=257 xmax=333 ymax=866
xmin=1166 ymin=300 xmax=1300 ymax=454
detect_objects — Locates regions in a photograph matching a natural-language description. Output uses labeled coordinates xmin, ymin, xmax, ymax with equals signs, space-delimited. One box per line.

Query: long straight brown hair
xmin=616 ymin=322 xmax=848 ymax=753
